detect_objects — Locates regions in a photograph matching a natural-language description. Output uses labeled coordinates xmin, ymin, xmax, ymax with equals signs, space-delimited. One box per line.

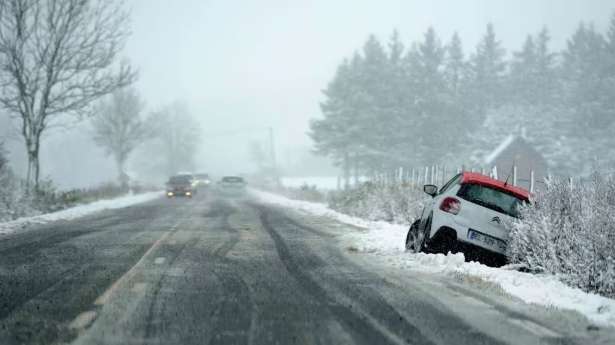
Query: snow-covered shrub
xmin=328 ymin=182 xmax=426 ymax=224
xmin=508 ymin=172 xmax=615 ymax=297
xmin=0 ymin=144 xmax=137 ymax=221
xmin=0 ymin=145 xmax=37 ymax=221
xmin=61 ymin=182 xmax=132 ymax=205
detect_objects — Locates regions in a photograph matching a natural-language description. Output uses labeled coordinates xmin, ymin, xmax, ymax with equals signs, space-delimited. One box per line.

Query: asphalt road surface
xmin=1 ymin=191 xmax=614 ymax=345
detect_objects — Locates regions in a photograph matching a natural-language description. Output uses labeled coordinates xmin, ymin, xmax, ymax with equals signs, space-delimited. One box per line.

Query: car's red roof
xmin=461 ymin=172 xmax=530 ymax=200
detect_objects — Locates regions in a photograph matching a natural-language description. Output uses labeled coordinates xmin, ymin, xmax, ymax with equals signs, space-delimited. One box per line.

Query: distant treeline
xmin=310 ymin=14 xmax=615 ymax=181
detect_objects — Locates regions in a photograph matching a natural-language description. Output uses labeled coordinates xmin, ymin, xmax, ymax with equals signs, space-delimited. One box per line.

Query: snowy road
xmin=0 ymin=192 xmax=613 ymax=345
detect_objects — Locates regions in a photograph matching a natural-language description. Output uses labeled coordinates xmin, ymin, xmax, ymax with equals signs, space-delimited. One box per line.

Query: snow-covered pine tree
xmin=407 ymin=27 xmax=451 ymax=164
xmin=357 ymin=35 xmax=393 ymax=171
xmin=444 ymin=32 xmax=465 ymax=98
xmin=534 ymin=28 xmax=558 ymax=109
xmin=561 ymin=23 xmax=608 ymax=130
xmin=602 ymin=13 xmax=615 ymax=136
xmin=509 ymin=35 xmax=538 ymax=107
xmin=467 ymin=23 xmax=507 ymax=119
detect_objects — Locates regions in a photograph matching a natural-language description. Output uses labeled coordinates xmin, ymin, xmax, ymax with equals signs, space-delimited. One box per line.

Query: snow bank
xmin=0 ymin=191 xmax=161 ymax=236
xmin=281 ymin=176 xmax=340 ymax=190
xmin=253 ymin=189 xmax=615 ymax=327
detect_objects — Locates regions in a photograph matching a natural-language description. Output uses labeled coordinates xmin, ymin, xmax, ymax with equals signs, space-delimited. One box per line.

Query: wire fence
xmin=338 ymin=165 xmax=545 ymax=193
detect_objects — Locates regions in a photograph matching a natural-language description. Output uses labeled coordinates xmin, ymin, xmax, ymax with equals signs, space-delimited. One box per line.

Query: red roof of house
xmin=461 ymin=172 xmax=530 ymax=200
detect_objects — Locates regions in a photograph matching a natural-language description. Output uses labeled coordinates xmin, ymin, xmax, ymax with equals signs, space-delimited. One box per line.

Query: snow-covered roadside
xmin=0 ymin=191 xmax=162 ymax=236
xmin=251 ymin=189 xmax=615 ymax=327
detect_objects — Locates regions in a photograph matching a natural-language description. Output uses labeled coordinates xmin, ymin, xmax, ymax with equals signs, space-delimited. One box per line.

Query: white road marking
xmin=69 ymin=311 xmax=97 ymax=330
xmin=94 ymin=225 xmax=178 ymax=306
xmin=154 ymin=257 xmax=166 ymax=265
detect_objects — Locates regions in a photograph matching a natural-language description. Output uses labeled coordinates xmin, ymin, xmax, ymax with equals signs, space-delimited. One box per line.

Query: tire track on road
xmin=257 ymin=206 xmax=433 ymax=345
xmin=144 ymin=199 xmax=253 ymax=344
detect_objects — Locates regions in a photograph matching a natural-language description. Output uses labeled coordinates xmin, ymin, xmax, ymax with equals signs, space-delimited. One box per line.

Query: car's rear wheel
xmin=405 ymin=220 xmax=424 ymax=253
xmin=427 ymin=228 xmax=458 ymax=254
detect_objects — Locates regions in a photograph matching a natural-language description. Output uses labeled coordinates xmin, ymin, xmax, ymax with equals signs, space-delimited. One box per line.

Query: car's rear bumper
xmin=431 ymin=211 xmax=508 ymax=256
xmin=455 ymin=240 xmax=508 ymax=265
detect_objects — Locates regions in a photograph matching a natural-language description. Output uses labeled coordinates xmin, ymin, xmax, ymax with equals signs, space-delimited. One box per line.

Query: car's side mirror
xmin=423 ymin=184 xmax=438 ymax=197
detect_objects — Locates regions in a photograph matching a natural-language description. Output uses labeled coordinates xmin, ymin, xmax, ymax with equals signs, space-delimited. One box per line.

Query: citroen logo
xmin=491 ymin=216 xmax=501 ymax=224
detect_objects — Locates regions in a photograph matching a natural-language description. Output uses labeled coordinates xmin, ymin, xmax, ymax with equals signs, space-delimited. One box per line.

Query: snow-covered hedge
xmin=328 ymin=182 xmax=425 ymax=224
xmin=0 ymin=156 xmax=37 ymax=222
xmin=508 ymin=172 xmax=615 ymax=298
xmin=1 ymin=145 xmax=151 ymax=222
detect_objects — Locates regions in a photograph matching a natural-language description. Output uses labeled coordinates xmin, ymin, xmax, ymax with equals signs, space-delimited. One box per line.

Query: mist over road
xmin=0 ymin=193 xmax=612 ymax=345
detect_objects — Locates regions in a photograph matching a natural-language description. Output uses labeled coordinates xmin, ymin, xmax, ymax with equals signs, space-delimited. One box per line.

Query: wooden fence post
xmin=530 ymin=170 xmax=535 ymax=193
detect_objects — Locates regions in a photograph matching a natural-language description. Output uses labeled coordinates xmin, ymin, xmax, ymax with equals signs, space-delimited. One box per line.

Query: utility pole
xmin=268 ymin=126 xmax=279 ymax=185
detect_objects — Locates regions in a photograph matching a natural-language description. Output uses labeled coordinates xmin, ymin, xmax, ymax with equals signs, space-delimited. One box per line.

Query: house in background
xmin=483 ymin=134 xmax=548 ymax=190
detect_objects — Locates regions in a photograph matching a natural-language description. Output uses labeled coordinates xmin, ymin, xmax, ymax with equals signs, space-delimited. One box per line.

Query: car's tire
xmin=428 ymin=228 xmax=458 ymax=254
xmin=405 ymin=220 xmax=424 ymax=253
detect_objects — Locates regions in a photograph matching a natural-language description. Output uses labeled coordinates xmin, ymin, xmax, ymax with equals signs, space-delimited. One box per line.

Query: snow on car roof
xmin=461 ymin=172 xmax=530 ymax=200
xmin=484 ymin=134 xmax=515 ymax=165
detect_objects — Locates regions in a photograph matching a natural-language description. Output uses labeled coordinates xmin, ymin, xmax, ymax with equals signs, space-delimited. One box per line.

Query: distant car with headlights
xmin=194 ymin=173 xmax=212 ymax=189
xmin=166 ymin=174 xmax=196 ymax=198
xmin=218 ymin=176 xmax=247 ymax=195
xmin=405 ymin=172 xmax=530 ymax=263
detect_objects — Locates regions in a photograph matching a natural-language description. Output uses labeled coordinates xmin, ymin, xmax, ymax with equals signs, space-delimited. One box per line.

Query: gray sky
xmin=122 ymin=0 xmax=613 ymax=176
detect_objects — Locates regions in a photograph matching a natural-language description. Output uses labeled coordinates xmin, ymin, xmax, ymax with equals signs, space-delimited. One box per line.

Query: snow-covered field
xmin=0 ymin=191 xmax=161 ymax=237
xmin=251 ymin=189 xmax=615 ymax=327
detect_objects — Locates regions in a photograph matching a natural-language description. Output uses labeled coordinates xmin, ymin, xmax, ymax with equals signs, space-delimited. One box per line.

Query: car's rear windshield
xmin=457 ymin=183 xmax=525 ymax=218
xmin=222 ymin=176 xmax=244 ymax=183
xmin=169 ymin=176 xmax=192 ymax=184
xmin=196 ymin=174 xmax=209 ymax=179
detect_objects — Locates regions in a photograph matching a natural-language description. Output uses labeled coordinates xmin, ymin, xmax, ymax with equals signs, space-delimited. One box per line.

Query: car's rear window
xmin=169 ymin=176 xmax=192 ymax=184
xmin=222 ymin=176 xmax=244 ymax=183
xmin=457 ymin=183 xmax=525 ymax=218
xmin=196 ymin=174 xmax=209 ymax=179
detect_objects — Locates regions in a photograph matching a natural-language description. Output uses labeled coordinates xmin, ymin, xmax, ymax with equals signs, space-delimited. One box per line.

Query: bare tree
xmin=150 ymin=102 xmax=201 ymax=176
xmin=92 ymin=87 xmax=146 ymax=189
xmin=0 ymin=0 xmax=136 ymax=190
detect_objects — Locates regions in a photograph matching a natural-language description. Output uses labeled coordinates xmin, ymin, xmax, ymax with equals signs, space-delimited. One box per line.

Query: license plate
xmin=468 ymin=230 xmax=506 ymax=252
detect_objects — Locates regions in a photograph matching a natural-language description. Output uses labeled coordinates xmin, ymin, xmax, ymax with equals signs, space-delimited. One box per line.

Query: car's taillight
xmin=440 ymin=197 xmax=461 ymax=215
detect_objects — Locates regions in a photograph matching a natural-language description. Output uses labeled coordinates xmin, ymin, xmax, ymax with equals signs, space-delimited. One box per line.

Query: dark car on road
xmin=166 ymin=174 xmax=196 ymax=197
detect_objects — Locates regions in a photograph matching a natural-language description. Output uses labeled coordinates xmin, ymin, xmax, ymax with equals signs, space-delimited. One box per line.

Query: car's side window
xmin=439 ymin=174 xmax=461 ymax=195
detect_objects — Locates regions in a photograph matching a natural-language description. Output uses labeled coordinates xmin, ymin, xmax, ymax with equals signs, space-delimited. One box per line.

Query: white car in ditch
xmin=405 ymin=172 xmax=530 ymax=263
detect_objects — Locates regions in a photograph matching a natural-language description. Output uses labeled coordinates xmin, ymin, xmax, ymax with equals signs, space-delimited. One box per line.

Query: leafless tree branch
xmin=0 ymin=0 xmax=137 ymax=189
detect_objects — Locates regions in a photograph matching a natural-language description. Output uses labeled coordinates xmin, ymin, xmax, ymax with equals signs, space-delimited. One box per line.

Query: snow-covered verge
xmin=251 ymin=189 xmax=615 ymax=328
xmin=0 ymin=191 xmax=161 ymax=236
xmin=281 ymin=176 xmax=340 ymax=190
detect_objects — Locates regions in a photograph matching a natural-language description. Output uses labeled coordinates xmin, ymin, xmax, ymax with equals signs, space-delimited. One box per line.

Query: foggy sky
xmin=125 ymin=0 xmax=612 ymax=175
xmin=3 ymin=0 xmax=614 ymax=187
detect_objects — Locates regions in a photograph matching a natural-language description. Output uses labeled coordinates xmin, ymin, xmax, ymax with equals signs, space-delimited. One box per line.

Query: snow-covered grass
xmin=0 ymin=191 xmax=161 ymax=236
xmin=252 ymin=189 xmax=615 ymax=327
xmin=328 ymin=182 xmax=425 ymax=224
